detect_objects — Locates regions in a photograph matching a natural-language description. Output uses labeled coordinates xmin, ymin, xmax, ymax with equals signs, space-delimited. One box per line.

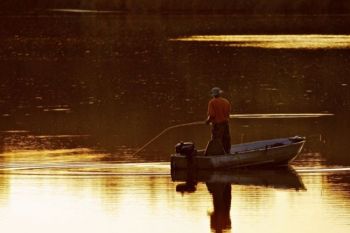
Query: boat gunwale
xmin=232 ymin=139 xmax=305 ymax=155
xmin=171 ymin=138 xmax=305 ymax=158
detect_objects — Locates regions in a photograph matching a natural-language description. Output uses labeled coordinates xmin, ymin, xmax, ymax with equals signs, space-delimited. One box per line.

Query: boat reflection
xmin=172 ymin=166 xmax=306 ymax=191
xmin=172 ymin=167 xmax=305 ymax=232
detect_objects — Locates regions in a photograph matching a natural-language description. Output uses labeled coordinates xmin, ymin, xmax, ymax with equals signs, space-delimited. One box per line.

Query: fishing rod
xmin=132 ymin=113 xmax=334 ymax=156
xmin=131 ymin=121 xmax=204 ymax=156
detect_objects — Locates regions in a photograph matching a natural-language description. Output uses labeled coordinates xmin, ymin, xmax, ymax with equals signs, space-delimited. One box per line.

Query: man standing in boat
xmin=205 ymin=87 xmax=231 ymax=154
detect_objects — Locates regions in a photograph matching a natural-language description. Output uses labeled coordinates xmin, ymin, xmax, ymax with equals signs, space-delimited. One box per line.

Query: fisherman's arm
xmin=205 ymin=115 xmax=214 ymax=124
xmin=205 ymin=101 xmax=215 ymax=124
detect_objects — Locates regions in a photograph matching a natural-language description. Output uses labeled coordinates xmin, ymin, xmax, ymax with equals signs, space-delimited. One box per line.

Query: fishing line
xmin=0 ymin=171 xmax=171 ymax=177
xmin=0 ymin=162 xmax=169 ymax=171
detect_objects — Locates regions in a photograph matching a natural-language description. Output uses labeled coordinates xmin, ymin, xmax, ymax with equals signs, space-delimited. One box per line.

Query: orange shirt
xmin=207 ymin=97 xmax=231 ymax=124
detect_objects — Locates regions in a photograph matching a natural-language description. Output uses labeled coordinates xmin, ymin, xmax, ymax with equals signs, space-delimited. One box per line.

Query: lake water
xmin=0 ymin=12 xmax=350 ymax=233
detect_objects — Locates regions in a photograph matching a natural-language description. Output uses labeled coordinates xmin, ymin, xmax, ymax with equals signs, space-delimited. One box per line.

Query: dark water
xmin=0 ymin=13 xmax=350 ymax=163
xmin=0 ymin=12 xmax=350 ymax=233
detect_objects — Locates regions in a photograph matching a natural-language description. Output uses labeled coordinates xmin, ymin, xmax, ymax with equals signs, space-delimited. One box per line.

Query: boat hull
xmin=170 ymin=137 xmax=305 ymax=169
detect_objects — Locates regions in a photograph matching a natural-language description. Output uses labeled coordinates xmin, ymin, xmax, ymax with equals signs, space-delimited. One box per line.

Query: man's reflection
xmin=206 ymin=182 xmax=232 ymax=232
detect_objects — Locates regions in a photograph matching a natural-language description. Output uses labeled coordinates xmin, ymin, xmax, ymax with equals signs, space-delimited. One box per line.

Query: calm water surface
xmin=0 ymin=12 xmax=350 ymax=233
xmin=0 ymin=164 xmax=350 ymax=233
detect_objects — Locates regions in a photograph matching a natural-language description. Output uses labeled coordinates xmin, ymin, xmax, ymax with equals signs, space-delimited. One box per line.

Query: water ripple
xmin=295 ymin=167 xmax=350 ymax=173
xmin=230 ymin=113 xmax=334 ymax=119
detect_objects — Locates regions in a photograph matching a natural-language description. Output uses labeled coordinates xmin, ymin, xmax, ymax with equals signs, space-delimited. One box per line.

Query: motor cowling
xmin=289 ymin=136 xmax=306 ymax=143
xmin=175 ymin=142 xmax=196 ymax=157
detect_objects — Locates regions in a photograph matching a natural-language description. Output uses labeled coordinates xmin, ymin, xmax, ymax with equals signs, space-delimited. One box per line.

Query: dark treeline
xmin=1 ymin=0 xmax=350 ymax=14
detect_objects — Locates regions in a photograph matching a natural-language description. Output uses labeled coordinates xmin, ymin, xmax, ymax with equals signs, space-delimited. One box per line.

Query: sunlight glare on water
xmin=0 ymin=168 xmax=350 ymax=233
xmin=171 ymin=35 xmax=350 ymax=49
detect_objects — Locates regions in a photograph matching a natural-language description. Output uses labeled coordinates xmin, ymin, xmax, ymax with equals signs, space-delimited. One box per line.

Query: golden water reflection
xmin=0 ymin=164 xmax=349 ymax=233
xmin=230 ymin=113 xmax=334 ymax=119
xmin=171 ymin=35 xmax=350 ymax=49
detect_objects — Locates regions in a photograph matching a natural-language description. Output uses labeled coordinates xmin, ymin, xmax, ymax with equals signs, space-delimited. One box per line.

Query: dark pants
xmin=212 ymin=121 xmax=231 ymax=153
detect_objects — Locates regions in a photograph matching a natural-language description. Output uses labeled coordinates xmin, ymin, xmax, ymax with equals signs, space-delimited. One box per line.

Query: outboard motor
xmin=289 ymin=136 xmax=306 ymax=143
xmin=175 ymin=142 xmax=196 ymax=157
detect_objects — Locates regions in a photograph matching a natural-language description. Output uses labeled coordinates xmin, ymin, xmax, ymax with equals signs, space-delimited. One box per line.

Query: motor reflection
xmin=172 ymin=166 xmax=306 ymax=233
